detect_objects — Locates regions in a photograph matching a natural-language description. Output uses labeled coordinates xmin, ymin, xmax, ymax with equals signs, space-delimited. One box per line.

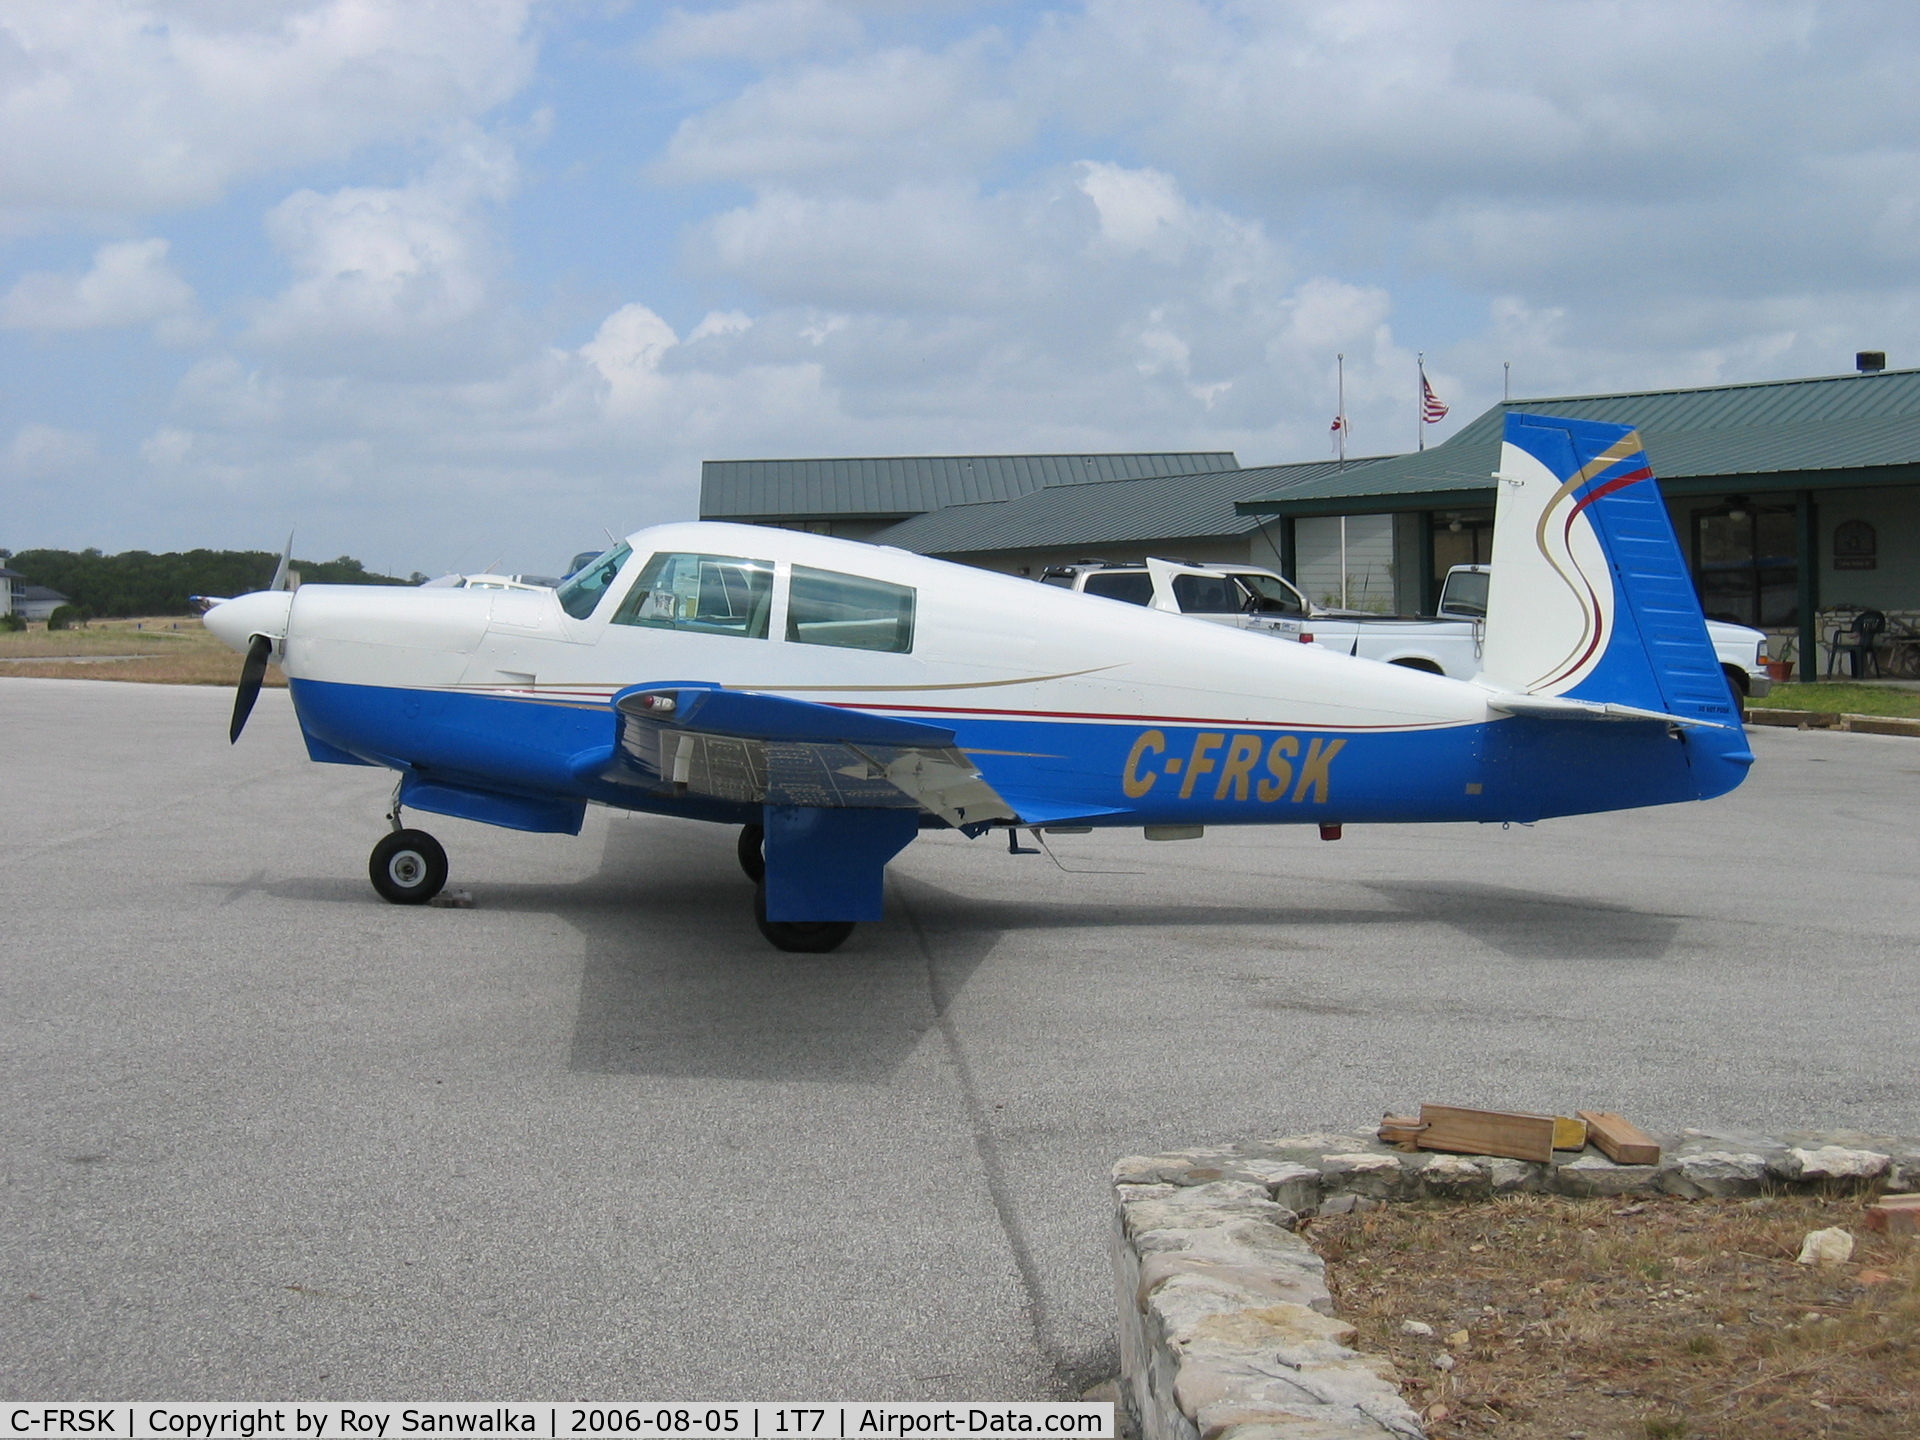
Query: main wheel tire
xmin=737 ymin=823 xmax=766 ymax=882
xmin=370 ymin=828 xmax=448 ymax=905
xmin=753 ymin=883 xmax=854 ymax=953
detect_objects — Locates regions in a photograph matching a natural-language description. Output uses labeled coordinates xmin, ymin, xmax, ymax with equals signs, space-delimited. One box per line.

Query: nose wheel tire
xmin=753 ymin=883 xmax=854 ymax=953
xmin=370 ymin=829 xmax=448 ymax=905
xmin=737 ymin=823 xmax=766 ymax=882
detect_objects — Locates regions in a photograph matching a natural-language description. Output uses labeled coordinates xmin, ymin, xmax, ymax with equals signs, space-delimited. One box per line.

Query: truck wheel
xmin=1389 ymin=657 xmax=1445 ymax=675
xmin=1722 ymin=665 xmax=1749 ymax=722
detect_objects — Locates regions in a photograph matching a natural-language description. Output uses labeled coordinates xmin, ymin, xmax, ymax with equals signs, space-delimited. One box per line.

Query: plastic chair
xmin=1826 ymin=609 xmax=1887 ymax=678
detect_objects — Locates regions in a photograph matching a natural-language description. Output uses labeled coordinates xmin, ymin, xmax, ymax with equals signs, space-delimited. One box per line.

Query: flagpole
xmin=1503 ymin=360 xmax=1511 ymax=404
xmin=1336 ymin=352 xmax=1346 ymax=467
xmin=1417 ymin=352 xmax=1425 ymax=452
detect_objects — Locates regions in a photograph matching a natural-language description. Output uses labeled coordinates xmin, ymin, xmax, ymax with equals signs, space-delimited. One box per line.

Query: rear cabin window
xmin=787 ymin=566 xmax=916 ymax=653
xmin=556 ymin=541 xmax=631 ymax=619
xmin=612 ymin=552 xmax=774 ymax=638
xmin=1170 ymin=572 xmax=1242 ymax=614
xmin=1082 ymin=571 xmax=1155 ymax=606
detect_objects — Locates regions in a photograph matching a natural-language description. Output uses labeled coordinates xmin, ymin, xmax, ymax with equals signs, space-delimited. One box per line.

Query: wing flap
xmin=603 ymin=684 xmax=1018 ymax=827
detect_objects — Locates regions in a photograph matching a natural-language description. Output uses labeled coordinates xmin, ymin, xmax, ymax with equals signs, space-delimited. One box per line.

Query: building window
xmin=612 ymin=552 xmax=775 ymax=638
xmin=1693 ymin=504 xmax=1797 ymax=627
xmin=1429 ymin=510 xmax=1493 ymax=608
xmin=787 ymin=565 xmax=916 ymax=652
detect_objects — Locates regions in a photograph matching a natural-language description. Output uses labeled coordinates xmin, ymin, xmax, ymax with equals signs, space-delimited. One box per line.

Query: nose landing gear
xmin=369 ymin=828 xmax=448 ymax=905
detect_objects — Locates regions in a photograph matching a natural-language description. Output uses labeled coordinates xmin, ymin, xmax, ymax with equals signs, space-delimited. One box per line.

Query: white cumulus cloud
xmin=0 ymin=0 xmax=536 ymax=225
xmin=643 ymin=0 xmax=864 ymax=66
xmin=248 ymin=135 xmax=515 ymax=358
xmin=7 ymin=421 xmax=98 ymax=475
xmin=0 ymin=238 xmax=198 ymax=335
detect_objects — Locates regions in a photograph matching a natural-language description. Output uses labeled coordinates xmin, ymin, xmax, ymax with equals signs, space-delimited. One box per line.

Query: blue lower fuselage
xmin=289 ymin=677 xmax=1754 ymax=837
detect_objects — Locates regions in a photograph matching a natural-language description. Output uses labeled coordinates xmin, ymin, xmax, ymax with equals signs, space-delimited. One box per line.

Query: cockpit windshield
xmin=556 ymin=541 xmax=631 ymax=619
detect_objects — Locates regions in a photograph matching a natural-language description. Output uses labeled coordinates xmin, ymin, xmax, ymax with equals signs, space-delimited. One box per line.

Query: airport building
xmin=702 ymin=361 xmax=1920 ymax=681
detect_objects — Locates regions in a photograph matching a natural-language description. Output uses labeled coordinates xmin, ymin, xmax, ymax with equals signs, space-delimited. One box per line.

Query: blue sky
xmin=4 ymin=0 xmax=1919 ymax=576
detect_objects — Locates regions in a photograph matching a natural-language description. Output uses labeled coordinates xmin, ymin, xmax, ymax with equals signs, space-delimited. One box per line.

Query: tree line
xmin=0 ymin=547 xmax=416 ymax=618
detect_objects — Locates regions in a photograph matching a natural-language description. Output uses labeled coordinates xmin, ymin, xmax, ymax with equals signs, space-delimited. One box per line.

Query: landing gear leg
xmin=737 ymin=823 xmax=765 ymax=882
xmin=370 ymin=829 xmax=448 ymax=905
xmin=753 ymin=884 xmax=854 ymax=953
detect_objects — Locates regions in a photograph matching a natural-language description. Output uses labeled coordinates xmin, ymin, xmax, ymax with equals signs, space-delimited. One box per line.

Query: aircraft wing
xmin=595 ymin=683 xmax=1019 ymax=828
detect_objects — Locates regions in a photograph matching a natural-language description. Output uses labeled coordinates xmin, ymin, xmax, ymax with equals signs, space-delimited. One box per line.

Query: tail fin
xmin=1481 ymin=412 xmax=1736 ymax=727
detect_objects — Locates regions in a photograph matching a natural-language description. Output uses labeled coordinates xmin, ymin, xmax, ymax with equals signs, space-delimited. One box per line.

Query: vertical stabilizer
xmin=1481 ymin=413 xmax=1736 ymax=726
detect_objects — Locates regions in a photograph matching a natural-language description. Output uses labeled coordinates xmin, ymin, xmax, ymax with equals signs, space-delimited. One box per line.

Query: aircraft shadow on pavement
xmin=254 ymin=827 xmax=1683 ymax=1082
xmin=554 ymin=818 xmax=994 ymax=1084
xmin=1364 ymin=879 xmax=1683 ymax=961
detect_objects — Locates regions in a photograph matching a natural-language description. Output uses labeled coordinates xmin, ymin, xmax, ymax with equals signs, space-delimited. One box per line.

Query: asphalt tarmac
xmin=4 ymin=678 xmax=1917 ymax=1400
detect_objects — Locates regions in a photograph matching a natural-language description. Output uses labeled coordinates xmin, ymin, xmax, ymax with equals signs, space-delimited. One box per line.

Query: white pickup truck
xmin=1037 ymin=558 xmax=1772 ymax=709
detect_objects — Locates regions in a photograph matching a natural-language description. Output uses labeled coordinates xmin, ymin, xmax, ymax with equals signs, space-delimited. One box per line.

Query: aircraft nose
xmin=204 ymin=590 xmax=294 ymax=654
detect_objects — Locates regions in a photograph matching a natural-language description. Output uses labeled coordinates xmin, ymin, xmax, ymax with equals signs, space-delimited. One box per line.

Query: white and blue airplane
xmin=205 ymin=415 xmax=1753 ymax=951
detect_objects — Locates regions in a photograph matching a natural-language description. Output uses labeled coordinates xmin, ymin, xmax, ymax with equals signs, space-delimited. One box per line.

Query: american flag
xmin=1420 ymin=370 xmax=1449 ymax=424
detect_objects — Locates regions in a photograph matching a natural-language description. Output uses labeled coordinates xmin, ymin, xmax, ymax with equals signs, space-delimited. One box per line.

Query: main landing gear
xmin=753 ymin=884 xmax=855 ymax=953
xmin=739 ymin=821 xmax=856 ymax=954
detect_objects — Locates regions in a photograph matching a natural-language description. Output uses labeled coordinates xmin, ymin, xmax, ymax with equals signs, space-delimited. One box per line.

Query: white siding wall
xmin=1293 ymin=514 xmax=1396 ymax=612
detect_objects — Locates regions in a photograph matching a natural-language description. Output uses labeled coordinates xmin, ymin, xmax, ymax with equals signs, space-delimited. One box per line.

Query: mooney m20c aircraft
xmin=206 ymin=415 xmax=1752 ymax=952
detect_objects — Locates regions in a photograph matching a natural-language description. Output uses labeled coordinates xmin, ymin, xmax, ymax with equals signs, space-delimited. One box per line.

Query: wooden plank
xmin=1867 ymin=1195 xmax=1920 ymax=1235
xmin=1378 ymin=1114 xmax=1425 ymax=1145
xmin=1552 ymin=1116 xmax=1589 ymax=1151
xmin=1577 ymin=1110 xmax=1662 ymax=1166
xmin=1415 ymin=1103 xmax=1555 ymax=1163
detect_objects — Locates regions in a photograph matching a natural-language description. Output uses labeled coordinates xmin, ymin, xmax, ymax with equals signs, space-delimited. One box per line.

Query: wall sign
xmin=1833 ymin=518 xmax=1877 ymax=570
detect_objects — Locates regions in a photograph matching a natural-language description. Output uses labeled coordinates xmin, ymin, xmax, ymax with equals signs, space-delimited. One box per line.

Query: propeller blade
xmin=269 ymin=532 xmax=295 ymax=592
xmin=230 ymin=634 xmax=272 ymax=743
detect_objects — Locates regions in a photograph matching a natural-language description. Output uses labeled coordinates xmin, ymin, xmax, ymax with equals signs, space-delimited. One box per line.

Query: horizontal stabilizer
xmin=604 ymin=683 xmax=1016 ymax=828
xmin=1485 ymin=691 xmax=1731 ymax=728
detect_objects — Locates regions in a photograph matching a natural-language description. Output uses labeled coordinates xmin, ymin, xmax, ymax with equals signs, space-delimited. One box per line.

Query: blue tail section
xmin=1498 ymin=413 xmax=1753 ymax=799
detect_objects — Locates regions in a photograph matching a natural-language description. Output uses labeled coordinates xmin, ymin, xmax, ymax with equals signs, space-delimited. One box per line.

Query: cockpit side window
xmin=787 ymin=566 xmax=915 ymax=653
xmin=611 ymin=552 xmax=775 ymax=638
xmin=556 ymin=541 xmax=631 ymax=619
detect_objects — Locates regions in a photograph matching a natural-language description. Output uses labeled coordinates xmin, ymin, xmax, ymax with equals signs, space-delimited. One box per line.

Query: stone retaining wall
xmin=1111 ymin=1127 xmax=1919 ymax=1440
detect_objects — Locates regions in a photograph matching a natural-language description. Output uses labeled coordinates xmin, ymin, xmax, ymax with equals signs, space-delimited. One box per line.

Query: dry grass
xmin=0 ymin=616 xmax=284 ymax=686
xmin=1307 ymin=1191 xmax=1918 ymax=1439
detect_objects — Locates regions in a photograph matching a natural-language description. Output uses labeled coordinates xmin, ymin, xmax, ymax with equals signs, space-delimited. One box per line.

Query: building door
xmin=1693 ymin=503 xmax=1797 ymax=626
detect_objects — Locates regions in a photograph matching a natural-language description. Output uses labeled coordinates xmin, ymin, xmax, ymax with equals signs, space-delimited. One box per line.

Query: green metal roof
xmin=871 ymin=457 xmax=1391 ymax=556
xmin=1237 ymin=367 xmax=1920 ymax=516
xmin=701 ymin=452 xmax=1238 ymax=521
